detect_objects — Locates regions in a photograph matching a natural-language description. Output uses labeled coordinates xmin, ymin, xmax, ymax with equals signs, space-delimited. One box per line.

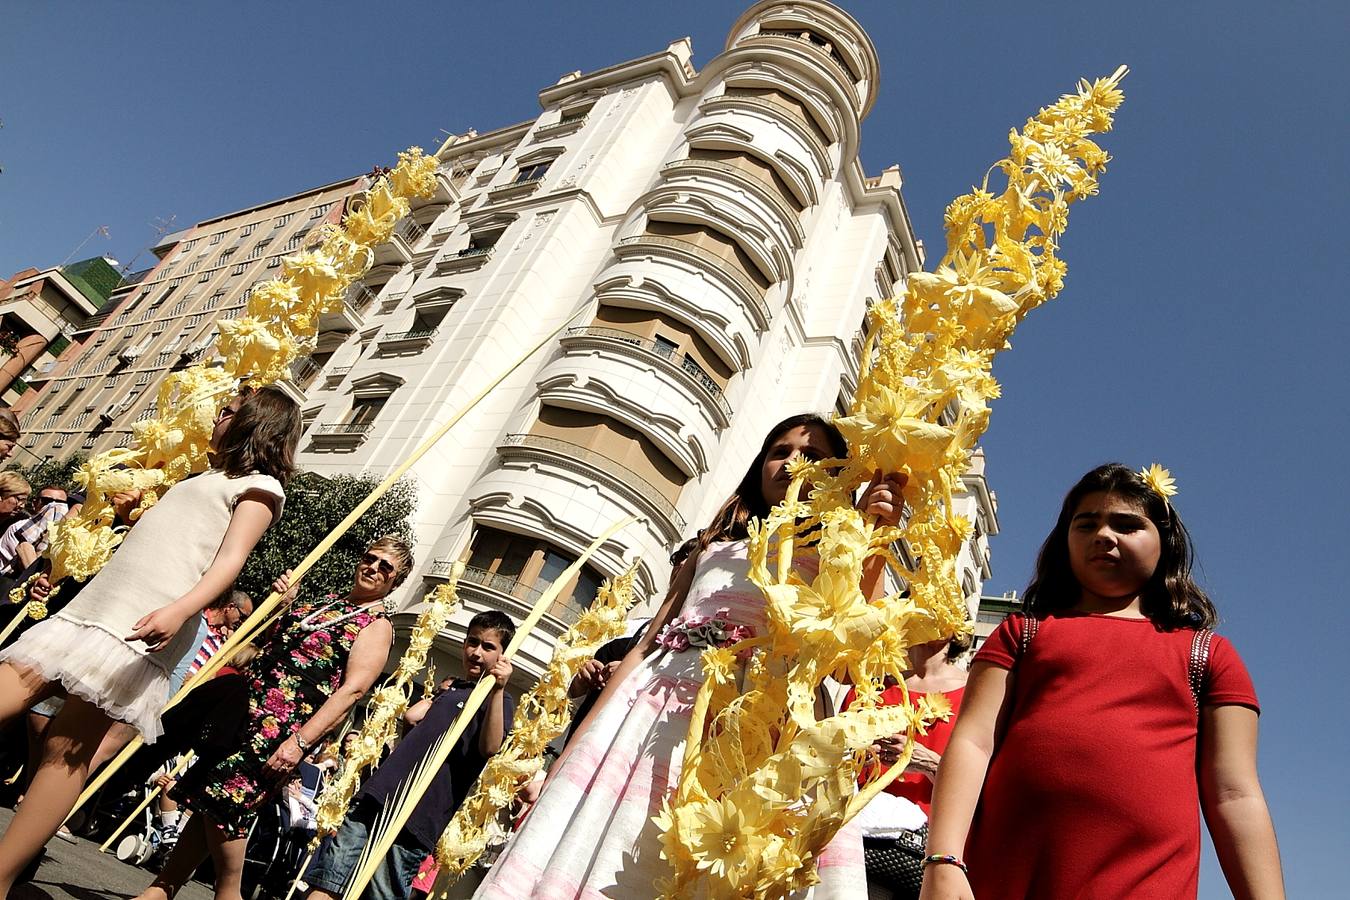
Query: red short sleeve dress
xmin=965 ymin=613 xmax=1258 ymax=900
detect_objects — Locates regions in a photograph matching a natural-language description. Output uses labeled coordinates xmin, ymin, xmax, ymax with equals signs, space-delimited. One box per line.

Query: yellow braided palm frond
xmin=660 ymin=68 xmax=1128 ymax=897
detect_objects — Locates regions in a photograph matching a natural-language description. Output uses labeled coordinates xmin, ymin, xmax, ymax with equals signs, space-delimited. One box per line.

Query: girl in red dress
xmin=920 ymin=463 xmax=1284 ymax=900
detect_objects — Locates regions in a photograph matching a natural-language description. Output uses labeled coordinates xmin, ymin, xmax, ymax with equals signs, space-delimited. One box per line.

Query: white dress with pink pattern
xmin=474 ymin=539 xmax=866 ymax=899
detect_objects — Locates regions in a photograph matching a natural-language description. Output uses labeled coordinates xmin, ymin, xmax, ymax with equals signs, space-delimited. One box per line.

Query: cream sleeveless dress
xmin=0 ymin=468 xmax=283 ymax=741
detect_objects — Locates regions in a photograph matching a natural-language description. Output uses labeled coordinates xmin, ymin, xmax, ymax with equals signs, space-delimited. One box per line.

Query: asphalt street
xmin=0 ymin=807 xmax=213 ymax=900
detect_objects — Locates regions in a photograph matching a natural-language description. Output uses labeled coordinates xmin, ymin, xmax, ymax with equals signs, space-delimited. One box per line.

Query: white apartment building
xmin=291 ymin=0 xmax=1000 ymax=676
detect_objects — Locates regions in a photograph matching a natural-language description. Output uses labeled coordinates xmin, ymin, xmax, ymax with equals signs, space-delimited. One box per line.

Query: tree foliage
xmin=5 ymin=452 xmax=89 ymax=492
xmin=236 ymin=471 xmax=417 ymax=604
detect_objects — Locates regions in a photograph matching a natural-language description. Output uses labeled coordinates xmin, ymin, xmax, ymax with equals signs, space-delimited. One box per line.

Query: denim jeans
xmin=304 ymin=800 xmax=427 ymax=900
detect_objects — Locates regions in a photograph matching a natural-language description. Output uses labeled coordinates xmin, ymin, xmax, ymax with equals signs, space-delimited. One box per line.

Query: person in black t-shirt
xmin=302 ymin=610 xmax=516 ymax=900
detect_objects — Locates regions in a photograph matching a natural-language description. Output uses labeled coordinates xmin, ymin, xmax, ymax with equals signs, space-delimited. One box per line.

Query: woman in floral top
xmin=138 ymin=536 xmax=413 ymax=900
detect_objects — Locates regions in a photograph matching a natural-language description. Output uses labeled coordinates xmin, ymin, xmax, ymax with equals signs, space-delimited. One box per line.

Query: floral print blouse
xmin=175 ymin=595 xmax=385 ymax=838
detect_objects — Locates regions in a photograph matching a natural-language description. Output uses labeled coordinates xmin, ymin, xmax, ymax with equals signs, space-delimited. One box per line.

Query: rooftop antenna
xmin=117 ymin=215 xmax=177 ymax=278
xmin=59 ymin=225 xmax=111 ymax=266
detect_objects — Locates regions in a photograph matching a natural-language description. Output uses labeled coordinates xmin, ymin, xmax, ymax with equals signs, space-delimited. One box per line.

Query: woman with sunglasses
xmin=138 ymin=536 xmax=410 ymax=900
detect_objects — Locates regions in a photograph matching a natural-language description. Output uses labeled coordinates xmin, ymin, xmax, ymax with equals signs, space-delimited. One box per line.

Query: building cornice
xmin=537 ymin=44 xmax=698 ymax=109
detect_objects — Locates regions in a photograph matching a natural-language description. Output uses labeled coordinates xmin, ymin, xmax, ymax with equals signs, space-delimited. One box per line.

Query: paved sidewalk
xmin=1 ymin=807 xmax=212 ymax=900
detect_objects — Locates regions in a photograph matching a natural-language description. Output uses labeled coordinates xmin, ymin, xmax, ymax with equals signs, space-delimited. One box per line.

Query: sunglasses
xmin=361 ymin=553 xmax=397 ymax=577
xmin=35 ymin=495 xmax=64 ymax=507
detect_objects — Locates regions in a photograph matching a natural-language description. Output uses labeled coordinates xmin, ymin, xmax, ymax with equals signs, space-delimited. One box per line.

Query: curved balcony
xmin=537 ymin=330 xmax=727 ymax=476
xmin=736 ymin=32 xmax=860 ymax=113
xmin=695 ymin=93 xmax=830 ymax=191
xmin=465 ymin=434 xmax=685 ymax=566
xmin=661 ymin=157 xmax=805 ymax=246
xmin=615 ymin=235 xmax=769 ymax=328
xmin=563 ymin=326 xmax=731 ymax=421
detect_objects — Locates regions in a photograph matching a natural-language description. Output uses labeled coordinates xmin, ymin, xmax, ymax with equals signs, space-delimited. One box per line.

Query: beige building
xmin=14 ymin=178 xmax=367 ymax=458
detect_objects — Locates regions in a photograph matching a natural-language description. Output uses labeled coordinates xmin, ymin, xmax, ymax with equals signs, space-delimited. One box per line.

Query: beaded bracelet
xmin=923 ymin=854 xmax=969 ymax=875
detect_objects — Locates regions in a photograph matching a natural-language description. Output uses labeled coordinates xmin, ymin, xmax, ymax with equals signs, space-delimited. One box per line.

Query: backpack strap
xmin=1019 ymin=613 xmax=1040 ymax=656
xmin=1188 ymin=628 xmax=1215 ymax=714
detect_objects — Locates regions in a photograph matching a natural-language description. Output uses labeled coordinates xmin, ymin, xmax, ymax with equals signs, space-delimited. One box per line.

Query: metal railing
xmin=314 ymin=422 xmax=374 ymax=436
xmin=426 ymin=562 xmax=593 ymax=626
xmin=380 ymin=326 xmax=439 ymax=343
xmin=534 ymin=114 xmax=588 ymax=138
xmin=502 ymin=433 xmax=684 ymax=529
xmin=394 ymin=218 xmax=426 ymax=246
xmin=346 ymin=282 xmax=379 ymax=313
xmin=289 ymin=356 xmax=322 ymax=388
xmin=456 ymin=246 xmax=494 ymax=259
xmin=616 ymin=235 xmax=770 ymax=320
xmin=564 ymin=326 xmax=732 ymax=418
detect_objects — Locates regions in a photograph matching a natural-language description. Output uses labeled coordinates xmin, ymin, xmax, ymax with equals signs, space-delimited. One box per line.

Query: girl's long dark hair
xmin=1023 ymin=463 xmax=1217 ymax=630
xmin=694 ymin=413 xmax=847 ymax=556
xmin=214 ymin=386 xmax=302 ymax=487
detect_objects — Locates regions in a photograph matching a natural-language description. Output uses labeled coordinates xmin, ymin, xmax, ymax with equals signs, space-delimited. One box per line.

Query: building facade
xmin=8 ymin=0 xmax=1000 ymax=680
xmin=288 ymin=0 xmax=999 ymax=676
xmin=0 ymin=256 xmax=122 ymax=408
xmin=14 ymin=178 xmax=366 ymax=458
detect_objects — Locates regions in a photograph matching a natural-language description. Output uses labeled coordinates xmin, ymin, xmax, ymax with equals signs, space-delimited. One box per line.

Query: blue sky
xmin=4 ymin=1 xmax=1345 ymax=894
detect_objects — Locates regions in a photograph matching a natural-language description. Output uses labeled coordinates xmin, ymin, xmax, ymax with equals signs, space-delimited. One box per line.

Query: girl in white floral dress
xmin=476 ymin=414 xmax=907 ymax=900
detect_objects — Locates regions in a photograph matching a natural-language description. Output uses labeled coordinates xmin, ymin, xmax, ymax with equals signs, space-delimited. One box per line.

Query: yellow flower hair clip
xmin=1139 ymin=463 xmax=1177 ymax=507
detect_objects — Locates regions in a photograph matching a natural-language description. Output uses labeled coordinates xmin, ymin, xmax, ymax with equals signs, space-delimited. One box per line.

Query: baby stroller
xmin=242 ymin=761 xmax=324 ymax=900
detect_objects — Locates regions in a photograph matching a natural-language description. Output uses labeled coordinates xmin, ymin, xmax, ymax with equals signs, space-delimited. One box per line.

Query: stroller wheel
xmin=115 ymin=833 xmax=148 ymax=864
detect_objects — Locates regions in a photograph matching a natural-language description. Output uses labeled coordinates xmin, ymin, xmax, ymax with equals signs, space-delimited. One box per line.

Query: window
xmin=246 ymin=239 xmax=270 ymax=260
xmin=185 ymin=313 xmax=204 ymax=327
xmin=71 ymin=411 xmax=91 ymax=428
xmin=653 ymin=335 xmax=679 ymax=360
xmin=184 ymin=260 xmax=199 ymax=274
xmin=514 ymin=160 xmax=553 ymax=183
xmin=267 ymin=256 xmax=282 ymax=269
xmin=232 ymin=263 xmax=247 ymax=276
xmin=104 ymin=376 xmax=117 ymax=389
xmin=198 ymin=272 xmax=211 ymax=283
xmin=218 ymin=248 xmax=235 ymax=265
xmin=52 ymin=433 xmax=68 ymax=449
xmin=135 ymin=371 xmax=152 ymax=385
xmin=82 ymin=434 xmax=98 ymax=449
xmin=43 ymin=413 xmax=59 ymax=428
xmin=241 ymin=223 xmax=257 ymax=237
xmin=171 ymin=299 xmax=190 ymax=316
xmin=209 ymin=232 xmax=224 ymax=245
xmin=344 ymin=397 xmax=385 ymax=427
xmin=273 ymin=213 xmax=294 ymax=229
xmin=181 ymin=239 xmax=197 ymax=251
xmin=286 ymin=230 xmax=309 ymax=252
xmin=203 ymin=291 xmax=225 ymax=310
xmin=310 ymin=202 xmax=333 ymax=219
xmin=463 ymin=526 xmax=603 ymax=612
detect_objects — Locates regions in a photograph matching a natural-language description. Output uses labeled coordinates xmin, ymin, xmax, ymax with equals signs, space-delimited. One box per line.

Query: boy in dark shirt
xmin=303 ymin=611 xmax=516 ymax=900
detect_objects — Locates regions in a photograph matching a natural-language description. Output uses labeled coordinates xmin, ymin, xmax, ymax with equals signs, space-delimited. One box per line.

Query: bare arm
xmin=126 ymin=491 xmax=278 ymax=651
xmin=405 ymin=696 xmax=434 ymax=727
xmin=918 ymin=661 xmax=1013 ymax=900
xmin=263 ymin=616 xmax=394 ymax=777
xmin=478 ymin=657 xmax=513 ymax=758
xmin=858 ymin=471 xmax=907 ymax=600
xmin=15 ymin=542 xmax=38 ymax=570
xmin=1199 ymin=704 xmax=1284 ymax=900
